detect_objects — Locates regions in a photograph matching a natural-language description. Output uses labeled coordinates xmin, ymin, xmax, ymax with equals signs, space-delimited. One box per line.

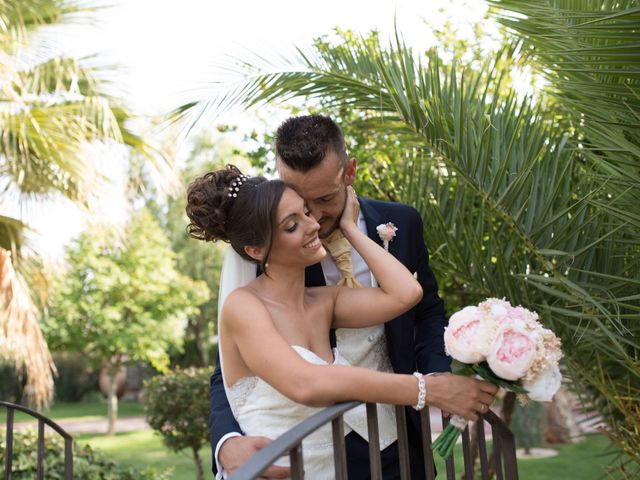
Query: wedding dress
xmin=223 ymin=345 xmax=354 ymax=479
xmin=217 ymin=249 xmax=397 ymax=477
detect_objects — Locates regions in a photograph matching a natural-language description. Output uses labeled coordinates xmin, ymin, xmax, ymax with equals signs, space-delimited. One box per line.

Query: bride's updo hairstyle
xmin=186 ymin=164 xmax=286 ymax=273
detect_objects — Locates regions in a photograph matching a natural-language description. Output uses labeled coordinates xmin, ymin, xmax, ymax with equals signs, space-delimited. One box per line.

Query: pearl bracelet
xmin=412 ymin=372 xmax=426 ymax=410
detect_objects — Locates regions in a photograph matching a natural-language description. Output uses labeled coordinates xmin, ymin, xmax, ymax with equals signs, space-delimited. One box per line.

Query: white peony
xmin=444 ymin=306 xmax=492 ymax=363
xmin=487 ymin=325 xmax=537 ymax=380
xmin=523 ymin=363 xmax=562 ymax=401
xmin=478 ymin=298 xmax=511 ymax=319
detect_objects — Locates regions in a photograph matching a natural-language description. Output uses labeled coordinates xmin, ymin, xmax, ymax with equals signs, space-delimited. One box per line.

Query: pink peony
xmin=487 ymin=325 xmax=537 ymax=380
xmin=444 ymin=306 xmax=492 ymax=363
xmin=507 ymin=306 xmax=539 ymax=326
xmin=523 ymin=364 xmax=562 ymax=401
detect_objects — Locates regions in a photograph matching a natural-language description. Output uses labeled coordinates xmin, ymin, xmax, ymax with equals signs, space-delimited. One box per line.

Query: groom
xmin=210 ymin=115 xmax=497 ymax=479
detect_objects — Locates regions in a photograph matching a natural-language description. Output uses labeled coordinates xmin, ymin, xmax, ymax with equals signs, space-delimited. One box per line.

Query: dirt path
xmin=14 ymin=415 xmax=149 ymax=434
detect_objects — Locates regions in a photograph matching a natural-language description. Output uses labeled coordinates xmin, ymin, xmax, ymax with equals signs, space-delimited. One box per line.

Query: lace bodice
xmin=224 ymin=346 xmax=349 ymax=479
xmin=223 ymin=345 xmax=397 ymax=478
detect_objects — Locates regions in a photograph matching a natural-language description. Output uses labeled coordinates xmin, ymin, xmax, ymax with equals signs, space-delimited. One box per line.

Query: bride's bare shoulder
xmin=305 ymin=285 xmax=339 ymax=304
xmin=222 ymin=287 xmax=268 ymax=320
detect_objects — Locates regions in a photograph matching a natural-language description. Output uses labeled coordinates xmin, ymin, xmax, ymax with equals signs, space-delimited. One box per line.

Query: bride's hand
xmin=339 ymin=186 xmax=359 ymax=231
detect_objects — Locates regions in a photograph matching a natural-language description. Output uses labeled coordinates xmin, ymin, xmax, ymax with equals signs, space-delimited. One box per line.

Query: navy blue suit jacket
xmin=209 ymin=198 xmax=451 ymax=475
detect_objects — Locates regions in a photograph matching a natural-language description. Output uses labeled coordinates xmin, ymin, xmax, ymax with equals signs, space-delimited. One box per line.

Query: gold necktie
xmin=321 ymin=228 xmax=363 ymax=288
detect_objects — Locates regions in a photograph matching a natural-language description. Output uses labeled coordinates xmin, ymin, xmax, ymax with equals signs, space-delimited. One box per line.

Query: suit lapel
xmin=305 ymin=262 xmax=326 ymax=287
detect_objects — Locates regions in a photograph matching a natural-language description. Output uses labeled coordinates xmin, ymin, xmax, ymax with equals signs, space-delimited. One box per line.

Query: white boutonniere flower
xmin=376 ymin=222 xmax=398 ymax=251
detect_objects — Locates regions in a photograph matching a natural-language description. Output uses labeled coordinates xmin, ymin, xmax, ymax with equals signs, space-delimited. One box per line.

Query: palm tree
xmin=0 ymin=0 xmax=173 ymax=407
xmin=175 ymin=1 xmax=639 ymax=471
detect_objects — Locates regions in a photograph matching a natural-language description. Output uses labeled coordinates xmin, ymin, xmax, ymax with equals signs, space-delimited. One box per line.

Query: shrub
xmin=53 ymin=353 xmax=99 ymax=402
xmin=144 ymin=367 xmax=210 ymax=480
xmin=0 ymin=428 xmax=171 ymax=479
xmin=0 ymin=362 xmax=24 ymax=402
xmin=512 ymin=401 xmax=547 ymax=454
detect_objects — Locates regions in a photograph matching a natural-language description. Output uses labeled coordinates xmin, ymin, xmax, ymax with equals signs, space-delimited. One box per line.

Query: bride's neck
xmin=255 ymin=263 xmax=306 ymax=305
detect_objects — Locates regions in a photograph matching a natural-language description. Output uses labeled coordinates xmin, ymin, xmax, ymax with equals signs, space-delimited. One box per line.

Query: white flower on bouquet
xmin=478 ymin=297 xmax=511 ymax=319
xmin=523 ymin=363 xmax=562 ymax=401
xmin=487 ymin=324 xmax=538 ymax=381
xmin=525 ymin=327 xmax=563 ymax=383
xmin=444 ymin=306 xmax=492 ymax=363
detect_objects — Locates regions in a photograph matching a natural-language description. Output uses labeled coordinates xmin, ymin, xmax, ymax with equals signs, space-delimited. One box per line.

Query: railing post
xmin=332 ymin=416 xmax=348 ymax=479
xmin=497 ymin=420 xmax=519 ymax=480
xmin=289 ymin=443 xmax=304 ymax=479
xmin=461 ymin=424 xmax=473 ymax=480
xmin=493 ymin=424 xmax=504 ymax=480
xmin=365 ymin=402 xmax=383 ymax=479
xmin=395 ymin=405 xmax=411 ymax=480
xmin=37 ymin=420 xmax=45 ymax=480
xmin=477 ymin=415 xmax=490 ymax=480
xmin=5 ymin=406 xmax=14 ymax=480
xmin=420 ymin=407 xmax=436 ymax=480
xmin=64 ymin=436 xmax=74 ymax=480
xmin=442 ymin=413 xmax=456 ymax=480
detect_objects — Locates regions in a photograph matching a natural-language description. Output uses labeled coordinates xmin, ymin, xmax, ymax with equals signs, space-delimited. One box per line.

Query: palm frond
xmin=0 ymin=214 xmax=27 ymax=254
xmin=0 ymin=247 xmax=55 ymax=407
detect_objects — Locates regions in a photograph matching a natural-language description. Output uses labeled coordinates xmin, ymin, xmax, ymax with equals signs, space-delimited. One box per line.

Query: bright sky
xmin=30 ymin=0 xmax=493 ymax=259
xmin=53 ymin=0 xmax=493 ymax=116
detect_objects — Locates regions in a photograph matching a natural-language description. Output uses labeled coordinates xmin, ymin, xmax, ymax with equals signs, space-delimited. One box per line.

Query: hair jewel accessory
xmin=228 ymin=174 xmax=249 ymax=198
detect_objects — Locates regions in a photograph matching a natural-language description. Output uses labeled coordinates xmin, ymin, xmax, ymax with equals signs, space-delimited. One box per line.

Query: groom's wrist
xmin=215 ymin=432 xmax=242 ymax=475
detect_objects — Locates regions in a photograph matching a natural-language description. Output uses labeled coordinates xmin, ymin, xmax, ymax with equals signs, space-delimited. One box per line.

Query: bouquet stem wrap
xmin=431 ymin=365 xmax=527 ymax=459
xmin=431 ymin=414 xmax=468 ymax=459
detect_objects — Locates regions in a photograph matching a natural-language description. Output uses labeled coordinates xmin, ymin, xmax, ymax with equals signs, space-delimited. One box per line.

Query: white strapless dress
xmin=224 ymin=346 xmax=354 ymax=479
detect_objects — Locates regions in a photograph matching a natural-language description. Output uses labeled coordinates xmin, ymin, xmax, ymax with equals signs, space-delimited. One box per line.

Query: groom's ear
xmin=344 ymin=157 xmax=357 ymax=186
xmin=244 ymin=245 xmax=265 ymax=262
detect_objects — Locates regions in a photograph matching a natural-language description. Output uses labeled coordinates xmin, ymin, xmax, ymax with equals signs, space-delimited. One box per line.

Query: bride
xmin=186 ymin=165 xmax=496 ymax=478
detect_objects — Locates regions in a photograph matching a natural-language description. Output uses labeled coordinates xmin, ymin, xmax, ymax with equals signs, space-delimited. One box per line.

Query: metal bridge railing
xmin=1 ymin=400 xmax=74 ymax=480
xmin=230 ymin=402 xmax=518 ymax=480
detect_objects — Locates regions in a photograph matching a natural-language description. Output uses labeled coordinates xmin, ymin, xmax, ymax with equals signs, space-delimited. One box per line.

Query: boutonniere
xmin=376 ymin=222 xmax=398 ymax=251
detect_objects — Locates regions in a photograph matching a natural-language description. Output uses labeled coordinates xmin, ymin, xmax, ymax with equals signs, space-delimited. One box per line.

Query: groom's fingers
xmin=220 ymin=435 xmax=290 ymax=477
xmin=426 ymin=374 xmax=500 ymax=421
xmin=252 ymin=437 xmax=290 ymax=479
xmin=260 ymin=464 xmax=291 ymax=479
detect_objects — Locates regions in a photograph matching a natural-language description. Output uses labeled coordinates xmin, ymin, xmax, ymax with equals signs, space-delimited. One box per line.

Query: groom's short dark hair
xmin=275 ymin=114 xmax=348 ymax=172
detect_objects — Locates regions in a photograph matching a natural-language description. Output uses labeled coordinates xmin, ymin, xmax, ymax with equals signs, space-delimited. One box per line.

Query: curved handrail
xmin=1 ymin=400 xmax=74 ymax=480
xmin=230 ymin=401 xmax=360 ymax=479
xmin=0 ymin=400 xmax=73 ymax=440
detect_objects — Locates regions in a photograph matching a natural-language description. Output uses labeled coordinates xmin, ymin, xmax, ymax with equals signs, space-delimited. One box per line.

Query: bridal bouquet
xmin=431 ymin=298 xmax=563 ymax=459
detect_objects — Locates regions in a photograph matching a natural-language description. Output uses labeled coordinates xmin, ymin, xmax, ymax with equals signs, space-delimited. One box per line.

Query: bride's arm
xmin=223 ymin=288 xmax=496 ymax=420
xmin=331 ymin=187 xmax=422 ymax=329
xmin=223 ymin=288 xmax=418 ymax=407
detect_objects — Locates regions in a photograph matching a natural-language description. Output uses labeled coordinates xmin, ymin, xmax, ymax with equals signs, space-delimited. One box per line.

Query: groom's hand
xmin=425 ymin=374 xmax=498 ymax=422
xmin=219 ymin=435 xmax=290 ymax=478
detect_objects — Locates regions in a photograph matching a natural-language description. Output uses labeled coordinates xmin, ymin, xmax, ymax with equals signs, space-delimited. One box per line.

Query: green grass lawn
xmin=0 ymin=399 xmax=144 ymax=423
xmin=430 ymin=433 xmax=621 ymax=480
xmin=79 ymin=430 xmax=211 ymax=480
xmin=78 ymin=430 xmax=617 ymax=480
xmin=516 ymin=434 xmax=623 ymax=480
